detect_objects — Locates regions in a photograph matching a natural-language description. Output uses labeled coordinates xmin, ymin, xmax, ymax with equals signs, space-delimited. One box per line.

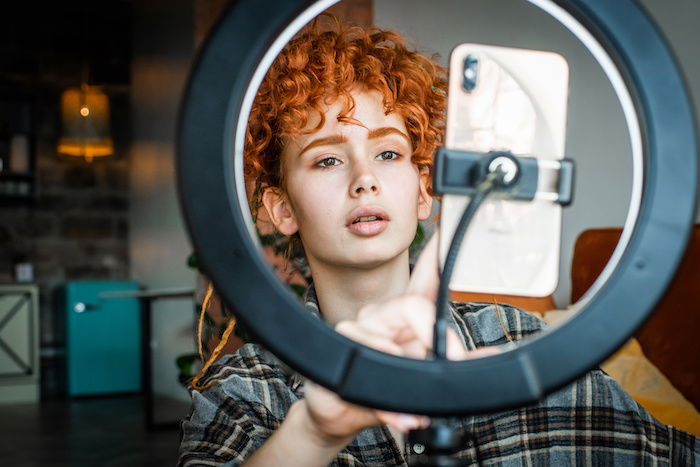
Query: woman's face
xmin=263 ymin=89 xmax=432 ymax=272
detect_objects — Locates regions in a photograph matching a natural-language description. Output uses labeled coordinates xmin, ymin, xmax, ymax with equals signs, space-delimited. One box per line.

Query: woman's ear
xmin=417 ymin=168 xmax=433 ymax=221
xmin=261 ymin=187 xmax=299 ymax=235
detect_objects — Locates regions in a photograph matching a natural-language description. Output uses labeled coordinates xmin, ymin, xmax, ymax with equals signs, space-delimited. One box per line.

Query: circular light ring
xmin=178 ymin=0 xmax=697 ymax=414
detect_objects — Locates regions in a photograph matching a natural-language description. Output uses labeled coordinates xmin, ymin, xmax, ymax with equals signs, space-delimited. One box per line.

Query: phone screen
xmin=439 ymin=44 xmax=569 ymax=297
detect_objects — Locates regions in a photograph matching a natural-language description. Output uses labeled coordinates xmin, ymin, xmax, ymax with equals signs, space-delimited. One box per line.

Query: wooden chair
xmin=570 ymin=225 xmax=700 ymax=410
xmin=450 ymin=291 xmax=555 ymax=313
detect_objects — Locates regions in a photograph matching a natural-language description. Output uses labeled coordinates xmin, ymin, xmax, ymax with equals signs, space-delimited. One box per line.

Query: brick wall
xmin=0 ymin=91 xmax=131 ymax=396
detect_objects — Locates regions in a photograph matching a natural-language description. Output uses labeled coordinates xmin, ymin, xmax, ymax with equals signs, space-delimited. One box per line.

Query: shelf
xmin=0 ymin=88 xmax=37 ymax=203
xmin=0 ymin=172 xmax=34 ymax=181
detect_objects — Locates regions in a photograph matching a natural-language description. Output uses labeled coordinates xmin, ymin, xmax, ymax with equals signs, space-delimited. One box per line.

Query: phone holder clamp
xmin=432 ymin=147 xmax=574 ymax=206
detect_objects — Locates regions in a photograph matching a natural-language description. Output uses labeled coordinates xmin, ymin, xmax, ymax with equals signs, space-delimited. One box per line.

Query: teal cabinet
xmin=65 ymin=281 xmax=141 ymax=396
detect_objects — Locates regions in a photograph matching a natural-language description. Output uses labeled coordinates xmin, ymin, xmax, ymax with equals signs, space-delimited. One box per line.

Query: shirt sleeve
xmin=177 ymin=347 xmax=295 ymax=466
xmin=451 ymin=302 xmax=699 ymax=464
xmin=178 ymin=385 xmax=279 ymax=466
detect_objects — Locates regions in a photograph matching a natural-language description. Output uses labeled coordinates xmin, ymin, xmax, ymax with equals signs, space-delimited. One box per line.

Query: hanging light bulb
xmin=57 ymin=84 xmax=113 ymax=162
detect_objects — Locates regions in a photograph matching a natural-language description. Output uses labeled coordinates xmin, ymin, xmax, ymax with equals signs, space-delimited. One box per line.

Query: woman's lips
xmin=347 ymin=218 xmax=389 ymax=236
xmin=346 ymin=206 xmax=390 ymax=237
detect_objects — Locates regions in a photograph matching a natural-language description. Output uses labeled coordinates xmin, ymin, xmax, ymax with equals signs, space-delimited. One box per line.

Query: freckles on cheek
xmin=386 ymin=171 xmax=420 ymax=196
xmin=288 ymin=182 xmax=333 ymax=224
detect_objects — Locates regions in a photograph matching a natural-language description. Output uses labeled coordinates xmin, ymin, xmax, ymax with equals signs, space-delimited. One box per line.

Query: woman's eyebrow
xmin=298 ymin=127 xmax=409 ymax=156
xmin=299 ymin=135 xmax=346 ymax=156
xmin=367 ymin=127 xmax=410 ymax=142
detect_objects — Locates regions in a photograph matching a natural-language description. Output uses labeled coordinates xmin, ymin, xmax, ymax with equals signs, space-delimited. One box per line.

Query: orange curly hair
xmin=244 ymin=17 xmax=447 ymax=199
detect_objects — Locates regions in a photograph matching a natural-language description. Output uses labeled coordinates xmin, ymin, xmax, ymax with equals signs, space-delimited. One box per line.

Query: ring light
xmin=177 ymin=0 xmax=697 ymax=415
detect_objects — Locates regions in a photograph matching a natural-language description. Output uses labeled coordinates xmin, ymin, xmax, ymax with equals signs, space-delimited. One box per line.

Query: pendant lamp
xmin=57 ymin=84 xmax=113 ymax=162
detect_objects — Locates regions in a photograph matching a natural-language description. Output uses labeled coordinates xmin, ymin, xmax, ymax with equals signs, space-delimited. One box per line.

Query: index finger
xmin=407 ymin=229 xmax=440 ymax=302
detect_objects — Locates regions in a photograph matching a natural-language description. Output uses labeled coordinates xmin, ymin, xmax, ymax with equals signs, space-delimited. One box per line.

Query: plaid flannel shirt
xmin=179 ymin=287 xmax=699 ymax=466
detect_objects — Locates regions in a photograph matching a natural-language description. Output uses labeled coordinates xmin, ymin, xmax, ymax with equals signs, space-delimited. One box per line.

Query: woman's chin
xmin=344 ymin=246 xmax=409 ymax=270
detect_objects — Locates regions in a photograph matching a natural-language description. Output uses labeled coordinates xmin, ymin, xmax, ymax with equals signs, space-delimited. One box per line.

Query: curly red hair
xmin=244 ymin=17 xmax=447 ymax=199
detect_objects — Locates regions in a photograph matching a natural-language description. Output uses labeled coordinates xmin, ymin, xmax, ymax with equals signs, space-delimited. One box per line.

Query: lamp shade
xmin=57 ymin=86 xmax=113 ymax=161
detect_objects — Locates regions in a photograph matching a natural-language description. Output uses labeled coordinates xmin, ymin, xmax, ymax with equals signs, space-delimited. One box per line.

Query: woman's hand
xmin=299 ymin=232 xmax=494 ymax=444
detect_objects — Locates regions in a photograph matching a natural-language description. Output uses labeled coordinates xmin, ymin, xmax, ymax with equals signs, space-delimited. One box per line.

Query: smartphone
xmin=439 ymin=44 xmax=569 ymax=297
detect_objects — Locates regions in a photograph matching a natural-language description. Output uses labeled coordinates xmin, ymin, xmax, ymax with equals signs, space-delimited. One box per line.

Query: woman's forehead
xmin=292 ymin=91 xmax=406 ymax=142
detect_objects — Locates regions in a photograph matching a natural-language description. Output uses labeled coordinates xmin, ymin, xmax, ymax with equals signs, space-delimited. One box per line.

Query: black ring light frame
xmin=178 ymin=0 xmax=697 ymax=415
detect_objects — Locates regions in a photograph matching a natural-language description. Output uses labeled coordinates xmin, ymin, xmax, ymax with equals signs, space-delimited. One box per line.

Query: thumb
xmin=407 ymin=229 xmax=440 ymax=302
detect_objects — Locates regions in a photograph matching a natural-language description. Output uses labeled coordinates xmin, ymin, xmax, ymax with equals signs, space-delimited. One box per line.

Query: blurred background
xmin=0 ymin=0 xmax=698 ymax=465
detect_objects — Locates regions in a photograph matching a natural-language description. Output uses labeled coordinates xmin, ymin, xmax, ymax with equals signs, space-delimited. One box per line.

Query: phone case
xmin=440 ymin=43 xmax=569 ymax=297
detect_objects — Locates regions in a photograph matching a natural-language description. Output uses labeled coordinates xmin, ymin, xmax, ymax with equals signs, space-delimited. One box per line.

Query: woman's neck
xmin=307 ymin=252 xmax=411 ymax=326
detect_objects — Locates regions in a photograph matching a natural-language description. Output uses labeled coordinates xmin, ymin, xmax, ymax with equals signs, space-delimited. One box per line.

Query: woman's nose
xmin=349 ymin=165 xmax=380 ymax=197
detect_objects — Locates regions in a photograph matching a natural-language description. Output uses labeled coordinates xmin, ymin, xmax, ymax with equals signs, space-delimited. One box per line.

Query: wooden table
xmin=100 ymin=287 xmax=194 ymax=430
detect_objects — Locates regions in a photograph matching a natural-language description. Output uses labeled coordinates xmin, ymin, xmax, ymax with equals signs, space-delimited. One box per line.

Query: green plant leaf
xmin=410 ymin=223 xmax=425 ymax=249
xmin=289 ymin=284 xmax=306 ymax=297
xmin=175 ymin=353 xmax=201 ymax=378
xmin=234 ymin=321 xmax=255 ymax=344
xmin=187 ymin=252 xmax=200 ymax=270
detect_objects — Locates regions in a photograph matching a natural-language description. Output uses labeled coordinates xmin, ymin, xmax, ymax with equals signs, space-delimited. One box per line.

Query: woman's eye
xmin=316 ymin=157 xmax=341 ymax=168
xmin=376 ymin=151 xmax=401 ymax=161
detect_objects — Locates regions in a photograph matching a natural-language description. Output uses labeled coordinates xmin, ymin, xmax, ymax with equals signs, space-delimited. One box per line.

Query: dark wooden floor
xmin=0 ymin=395 xmax=190 ymax=467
